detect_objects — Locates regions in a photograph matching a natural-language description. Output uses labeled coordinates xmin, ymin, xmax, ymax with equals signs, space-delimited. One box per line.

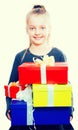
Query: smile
xmin=33 ymin=36 xmax=43 ymax=40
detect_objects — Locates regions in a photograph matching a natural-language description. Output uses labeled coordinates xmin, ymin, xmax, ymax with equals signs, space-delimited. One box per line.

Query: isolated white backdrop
xmin=0 ymin=0 xmax=78 ymax=130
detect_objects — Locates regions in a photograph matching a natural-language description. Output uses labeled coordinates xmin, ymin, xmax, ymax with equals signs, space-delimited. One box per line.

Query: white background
xmin=0 ymin=0 xmax=78 ymax=129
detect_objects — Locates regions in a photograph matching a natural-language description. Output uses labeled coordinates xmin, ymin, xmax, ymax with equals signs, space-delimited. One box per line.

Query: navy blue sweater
xmin=6 ymin=47 xmax=74 ymax=117
xmin=8 ymin=47 xmax=66 ymax=84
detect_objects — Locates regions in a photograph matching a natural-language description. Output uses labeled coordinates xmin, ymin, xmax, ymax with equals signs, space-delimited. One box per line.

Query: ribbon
xmin=27 ymin=103 xmax=33 ymax=125
xmin=33 ymin=55 xmax=55 ymax=66
xmin=48 ymin=84 xmax=54 ymax=106
xmin=33 ymin=84 xmax=54 ymax=107
xmin=40 ymin=65 xmax=46 ymax=84
xmin=16 ymin=86 xmax=34 ymax=125
xmin=8 ymin=85 xmax=11 ymax=97
xmin=33 ymin=55 xmax=55 ymax=84
xmin=16 ymin=86 xmax=32 ymax=103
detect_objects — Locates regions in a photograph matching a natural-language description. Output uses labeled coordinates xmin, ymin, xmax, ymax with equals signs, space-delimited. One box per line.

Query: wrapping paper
xmin=11 ymin=100 xmax=33 ymax=126
xmin=18 ymin=62 xmax=68 ymax=85
xmin=32 ymin=84 xmax=72 ymax=107
xmin=33 ymin=107 xmax=71 ymax=124
xmin=4 ymin=85 xmax=22 ymax=98
xmin=11 ymin=87 xmax=33 ymax=126
xmin=16 ymin=86 xmax=33 ymax=125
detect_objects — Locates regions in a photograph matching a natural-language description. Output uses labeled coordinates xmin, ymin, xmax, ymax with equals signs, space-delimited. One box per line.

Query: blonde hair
xmin=26 ymin=5 xmax=50 ymax=24
xmin=26 ymin=5 xmax=51 ymax=47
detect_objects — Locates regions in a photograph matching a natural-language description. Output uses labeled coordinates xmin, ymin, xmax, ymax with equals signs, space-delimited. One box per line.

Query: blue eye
xmin=41 ymin=27 xmax=46 ymax=30
xmin=29 ymin=27 xmax=35 ymax=30
xmin=30 ymin=27 xmax=34 ymax=30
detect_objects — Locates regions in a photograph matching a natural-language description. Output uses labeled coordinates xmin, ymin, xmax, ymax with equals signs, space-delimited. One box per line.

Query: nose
xmin=35 ymin=28 xmax=40 ymax=35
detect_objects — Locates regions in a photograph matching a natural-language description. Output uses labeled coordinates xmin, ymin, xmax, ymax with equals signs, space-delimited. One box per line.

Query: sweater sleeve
xmin=56 ymin=49 xmax=74 ymax=118
xmin=8 ymin=53 xmax=22 ymax=83
xmin=6 ymin=53 xmax=21 ymax=118
xmin=5 ymin=97 xmax=12 ymax=117
xmin=70 ymin=90 xmax=74 ymax=118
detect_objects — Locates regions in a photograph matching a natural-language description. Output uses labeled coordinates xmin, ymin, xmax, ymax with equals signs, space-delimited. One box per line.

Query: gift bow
xmin=9 ymin=81 xmax=19 ymax=87
xmin=33 ymin=55 xmax=55 ymax=66
xmin=16 ymin=86 xmax=32 ymax=103
xmin=33 ymin=55 xmax=55 ymax=84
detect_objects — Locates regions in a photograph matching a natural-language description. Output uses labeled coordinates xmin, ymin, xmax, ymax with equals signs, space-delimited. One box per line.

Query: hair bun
xmin=32 ymin=5 xmax=46 ymax=14
xmin=33 ymin=5 xmax=42 ymax=9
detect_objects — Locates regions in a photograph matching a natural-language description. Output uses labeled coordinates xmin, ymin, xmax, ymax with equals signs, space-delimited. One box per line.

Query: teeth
xmin=35 ymin=37 xmax=41 ymax=40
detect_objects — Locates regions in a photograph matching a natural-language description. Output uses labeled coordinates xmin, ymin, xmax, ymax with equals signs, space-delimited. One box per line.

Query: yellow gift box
xmin=32 ymin=84 xmax=72 ymax=107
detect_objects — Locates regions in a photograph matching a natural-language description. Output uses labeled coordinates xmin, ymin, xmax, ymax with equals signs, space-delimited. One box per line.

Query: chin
xmin=32 ymin=40 xmax=43 ymax=45
xmin=34 ymin=43 xmax=43 ymax=46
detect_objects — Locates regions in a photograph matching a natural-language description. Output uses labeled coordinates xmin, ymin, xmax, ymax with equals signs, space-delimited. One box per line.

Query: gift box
xmin=4 ymin=85 xmax=22 ymax=98
xmin=32 ymin=84 xmax=72 ymax=107
xmin=10 ymin=100 xmax=33 ymax=126
xmin=33 ymin=107 xmax=71 ymax=124
xmin=18 ymin=62 xmax=68 ymax=85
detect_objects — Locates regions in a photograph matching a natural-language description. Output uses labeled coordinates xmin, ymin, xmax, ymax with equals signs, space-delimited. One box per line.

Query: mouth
xmin=33 ymin=36 xmax=43 ymax=40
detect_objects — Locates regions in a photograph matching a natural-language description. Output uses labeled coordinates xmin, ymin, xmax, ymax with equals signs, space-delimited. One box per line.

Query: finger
xmin=70 ymin=116 xmax=73 ymax=121
xmin=7 ymin=110 xmax=11 ymax=120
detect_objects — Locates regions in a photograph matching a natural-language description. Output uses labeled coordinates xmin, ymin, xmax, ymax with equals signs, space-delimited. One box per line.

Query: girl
xmin=6 ymin=5 xmax=74 ymax=130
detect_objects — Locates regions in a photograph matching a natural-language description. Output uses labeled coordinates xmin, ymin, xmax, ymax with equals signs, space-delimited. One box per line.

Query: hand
xmin=25 ymin=84 xmax=32 ymax=88
xmin=70 ymin=116 xmax=73 ymax=121
xmin=7 ymin=110 xmax=11 ymax=120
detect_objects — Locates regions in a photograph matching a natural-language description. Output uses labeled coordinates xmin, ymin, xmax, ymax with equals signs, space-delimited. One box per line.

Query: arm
xmin=8 ymin=54 xmax=21 ymax=84
xmin=5 ymin=53 xmax=21 ymax=119
xmin=5 ymin=97 xmax=12 ymax=119
xmin=70 ymin=90 xmax=74 ymax=119
xmin=57 ymin=49 xmax=74 ymax=120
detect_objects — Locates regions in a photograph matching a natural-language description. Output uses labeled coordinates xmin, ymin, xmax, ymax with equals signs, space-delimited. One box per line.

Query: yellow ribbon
xmin=33 ymin=55 xmax=55 ymax=66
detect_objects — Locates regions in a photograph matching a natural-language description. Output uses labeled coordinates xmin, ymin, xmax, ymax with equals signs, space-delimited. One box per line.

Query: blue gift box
xmin=33 ymin=107 xmax=71 ymax=125
xmin=10 ymin=100 xmax=33 ymax=126
xmin=11 ymin=100 xmax=71 ymax=125
xmin=11 ymin=100 xmax=27 ymax=126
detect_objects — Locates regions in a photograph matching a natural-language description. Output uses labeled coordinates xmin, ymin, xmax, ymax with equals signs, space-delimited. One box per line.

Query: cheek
xmin=44 ymin=31 xmax=50 ymax=37
xmin=27 ymin=30 xmax=33 ymax=37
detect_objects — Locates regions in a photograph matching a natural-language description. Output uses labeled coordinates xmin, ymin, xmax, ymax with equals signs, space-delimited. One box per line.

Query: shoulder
xmin=50 ymin=47 xmax=67 ymax=62
xmin=16 ymin=49 xmax=26 ymax=57
xmin=52 ymin=47 xmax=64 ymax=54
xmin=14 ymin=49 xmax=27 ymax=63
xmin=51 ymin=47 xmax=66 ymax=57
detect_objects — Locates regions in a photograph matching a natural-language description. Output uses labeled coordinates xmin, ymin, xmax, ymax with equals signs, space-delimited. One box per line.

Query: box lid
xmin=11 ymin=100 xmax=26 ymax=109
xmin=32 ymin=84 xmax=72 ymax=91
xmin=18 ymin=62 xmax=68 ymax=69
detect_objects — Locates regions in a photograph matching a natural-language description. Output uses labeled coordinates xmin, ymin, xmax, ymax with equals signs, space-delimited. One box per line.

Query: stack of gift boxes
xmin=4 ymin=57 xmax=72 ymax=126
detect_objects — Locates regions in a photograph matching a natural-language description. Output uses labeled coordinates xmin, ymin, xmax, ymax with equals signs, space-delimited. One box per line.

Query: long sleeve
xmin=5 ymin=47 xmax=74 ymax=119
xmin=8 ymin=54 xmax=21 ymax=84
xmin=5 ymin=97 xmax=12 ymax=117
xmin=5 ymin=53 xmax=22 ymax=117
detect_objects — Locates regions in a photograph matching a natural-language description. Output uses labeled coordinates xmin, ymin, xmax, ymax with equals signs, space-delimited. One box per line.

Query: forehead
xmin=27 ymin=14 xmax=49 ymax=26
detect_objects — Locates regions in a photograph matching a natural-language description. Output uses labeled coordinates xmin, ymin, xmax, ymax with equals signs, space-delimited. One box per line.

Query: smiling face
xmin=26 ymin=14 xmax=51 ymax=46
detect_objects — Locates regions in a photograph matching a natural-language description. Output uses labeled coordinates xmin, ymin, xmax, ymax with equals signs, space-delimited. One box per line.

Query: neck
xmin=29 ymin=43 xmax=52 ymax=56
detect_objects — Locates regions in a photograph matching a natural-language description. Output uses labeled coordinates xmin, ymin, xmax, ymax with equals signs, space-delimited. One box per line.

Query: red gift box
xmin=4 ymin=85 xmax=22 ymax=98
xmin=18 ymin=62 xmax=68 ymax=85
